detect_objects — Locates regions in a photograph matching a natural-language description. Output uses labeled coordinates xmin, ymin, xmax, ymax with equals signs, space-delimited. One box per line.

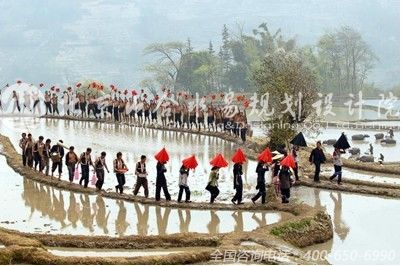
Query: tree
xmin=317 ymin=26 xmax=377 ymax=94
xmin=143 ymin=42 xmax=186 ymax=90
xmin=253 ymin=49 xmax=318 ymax=149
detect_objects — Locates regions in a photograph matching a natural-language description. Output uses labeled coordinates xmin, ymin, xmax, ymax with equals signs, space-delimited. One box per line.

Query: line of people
xmin=18 ymin=133 xmax=299 ymax=205
xmin=3 ymin=89 xmax=252 ymax=143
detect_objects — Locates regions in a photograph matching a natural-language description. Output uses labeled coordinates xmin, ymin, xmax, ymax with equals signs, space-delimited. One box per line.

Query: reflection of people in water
xmin=178 ymin=209 xmax=191 ymax=233
xmin=314 ymin=188 xmax=323 ymax=209
xmin=207 ymin=210 xmax=220 ymax=234
xmin=231 ymin=211 xmax=244 ymax=232
xmin=80 ymin=194 xmax=95 ymax=232
xmin=134 ymin=202 xmax=149 ymax=236
xmin=155 ymin=206 xmax=171 ymax=235
xmin=115 ymin=200 xmax=130 ymax=237
xmin=52 ymin=189 xmax=67 ymax=228
xmin=330 ymin=192 xmax=350 ymax=241
xmin=95 ymin=195 xmax=110 ymax=234
xmin=252 ymin=212 xmax=267 ymax=227
xmin=67 ymin=192 xmax=79 ymax=228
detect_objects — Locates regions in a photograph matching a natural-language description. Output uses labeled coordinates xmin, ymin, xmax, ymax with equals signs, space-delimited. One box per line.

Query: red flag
xmin=210 ymin=154 xmax=228 ymax=168
xmin=182 ymin=155 xmax=198 ymax=169
xmin=231 ymin=148 xmax=247 ymax=164
xmin=257 ymin=148 xmax=272 ymax=163
xmin=154 ymin=148 xmax=169 ymax=163
xmin=280 ymin=155 xmax=296 ymax=169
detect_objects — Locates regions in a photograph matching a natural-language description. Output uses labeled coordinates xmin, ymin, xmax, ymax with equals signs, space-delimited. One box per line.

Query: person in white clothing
xmin=62 ymin=91 xmax=70 ymax=115
xmin=23 ymin=91 xmax=32 ymax=113
xmin=177 ymin=164 xmax=191 ymax=203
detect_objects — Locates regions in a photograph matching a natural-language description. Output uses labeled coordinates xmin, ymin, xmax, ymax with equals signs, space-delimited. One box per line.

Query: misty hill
xmin=0 ymin=0 xmax=399 ymax=89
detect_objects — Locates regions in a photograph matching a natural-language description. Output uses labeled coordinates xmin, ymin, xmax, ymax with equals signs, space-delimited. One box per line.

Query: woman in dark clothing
xmin=252 ymin=161 xmax=269 ymax=204
xmin=279 ymin=166 xmax=293 ymax=203
xmin=155 ymin=161 xmax=171 ymax=201
xmin=231 ymin=162 xmax=243 ymax=205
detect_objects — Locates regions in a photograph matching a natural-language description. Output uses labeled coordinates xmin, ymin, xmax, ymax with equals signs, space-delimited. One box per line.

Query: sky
xmin=0 ymin=0 xmax=399 ymax=89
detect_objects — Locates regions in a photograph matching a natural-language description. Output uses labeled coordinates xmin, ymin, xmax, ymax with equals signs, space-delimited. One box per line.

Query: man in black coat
xmin=309 ymin=141 xmax=326 ymax=182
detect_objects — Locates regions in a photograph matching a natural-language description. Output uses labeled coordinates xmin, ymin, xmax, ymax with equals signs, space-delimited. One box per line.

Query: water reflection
xmin=294 ymin=187 xmax=399 ymax=265
xmin=6 ymin=171 xmax=283 ymax=236
xmin=329 ymin=192 xmax=350 ymax=241
xmin=0 ymin=117 xmax=262 ymax=202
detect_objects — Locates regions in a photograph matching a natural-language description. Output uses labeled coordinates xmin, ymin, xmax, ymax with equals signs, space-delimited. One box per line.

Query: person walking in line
xmin=155 ymin=161 xmax=171 ymax=201
xmin=114 ymin=152 xmax=128 ymax=194
xmin=79 ymin=148 xmax=93 ymax=188
xmin=51 ymin=93 xmax=59 ymax=115
xmin=32 ymin=91 xmax=41 ymax=115
xmin=279 ymin=165 xmax=293 ymax=203
xmin=42 ymin=139 xmax=52 ymax=176
xmin=33 ymin=136 xmax=45 ymax=171
xmin=330 ymin=148 xmax=345 ymax=185
xmin=94 ymin=152 xmax=110 ymax=191
xmin=231 ymin=162 xmax=244 ymax=205
xmin=309 ymin=141 xmax=326 ymax=182
xmin=177 ymin=165 xmax=191 ymax=203
xmin=252 ymin=161 xmax=269 ymax=204
xmin=19 ymin=133 xmax=27 ymax=166
xmin=44 ymin=91 xmax=52 ymax=115
xmin=206 ymin=166 xmax=220 ymax=204
xmin=24 ymin=134 xmax=34 ymax=168
xmin=22 ymin=91 xmax=32 ymax=113
xmin=65 ymin=146 xmax=78 ymax=183
xmin=12 ymin=90 xmax=21 ymax=113
xmin=133 ymin=155 xmax=149 ymax=198
xmin=50 ymin=140 xmax=65 ymax=179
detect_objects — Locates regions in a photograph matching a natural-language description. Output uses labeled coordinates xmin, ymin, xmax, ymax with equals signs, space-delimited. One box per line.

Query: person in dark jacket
xmin=231 ymin=162 xmax=244 ymax=205
xmin=309 ymin=141 xmax=326 ymax=182
xmin=79 ymin=148 xmax=94 ymax=188
xmin=279 ymin=166 xmax=293 ymax=203
xmin=50 ymin=140 xmax=65 ymax=179
xmin=251 ymin=161 xmax=269 ymax=204
xmin=155 ymin=161 xmax=171 ymax=201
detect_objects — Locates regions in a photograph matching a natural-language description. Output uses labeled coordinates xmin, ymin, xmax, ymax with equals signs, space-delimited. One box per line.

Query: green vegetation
xmin=142 ymin=23 xmax=379 ymax=97
xmin=271 ymin=219 xmax=312 ymax=237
